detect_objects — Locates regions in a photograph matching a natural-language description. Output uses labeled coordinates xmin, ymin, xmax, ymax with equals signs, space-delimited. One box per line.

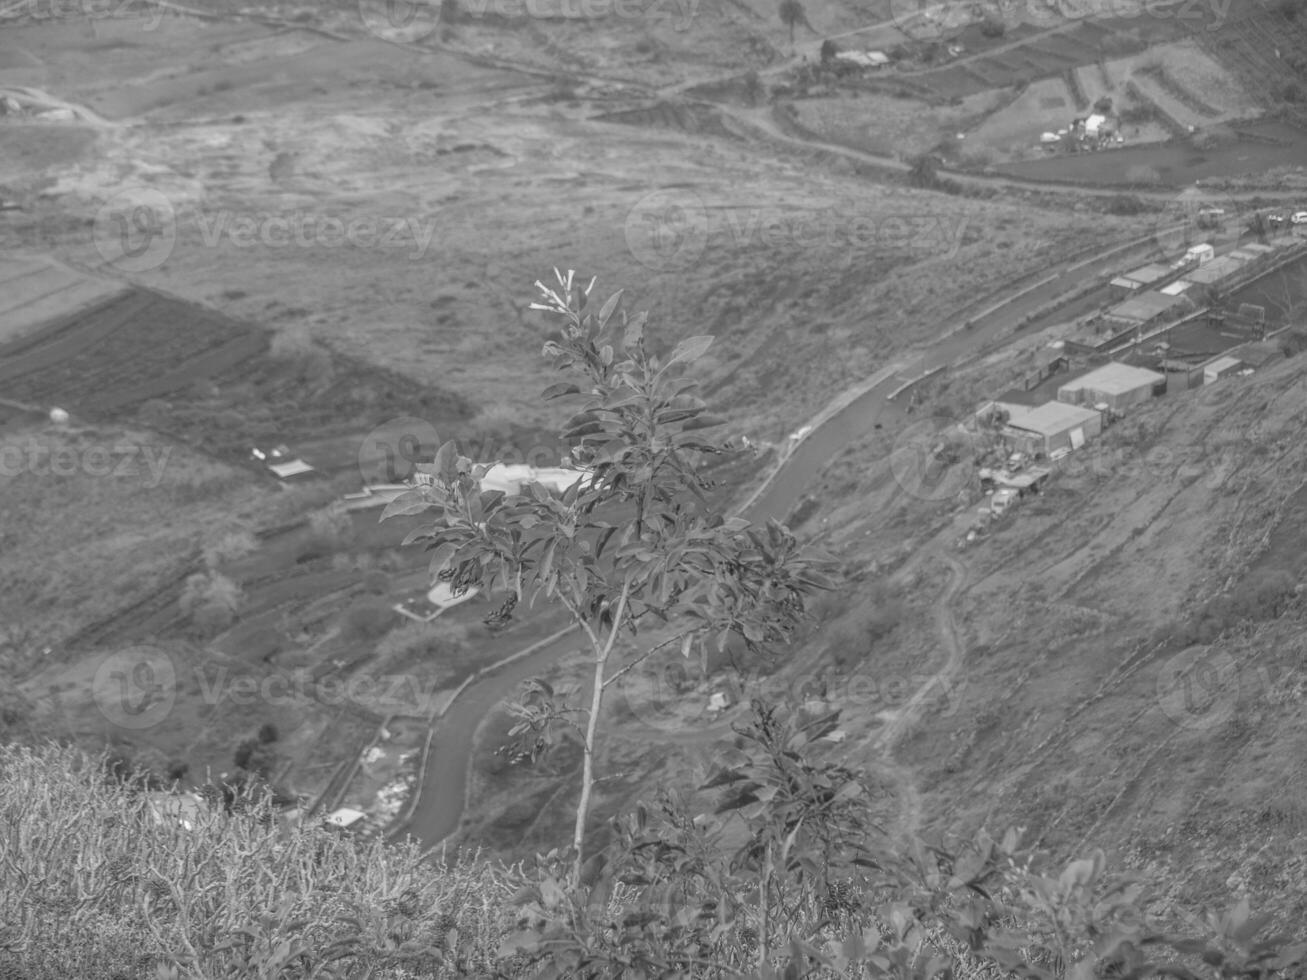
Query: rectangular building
xmin=1203 ymin=356 xmax=1243 ymax=384
xmin=1160 ymin=279 xmax=1192 ymax=296
xmin=1186 ymin=255 xmax=1244 ymax=285
xmin=1104 ymin=290 xmax=1191 ymax=326
xmin=1001 ymin=401 xmax=1103 ymax=457
xmin=1124 ymin=263 xmax=1172 ymax=287
xmin=1057 ymin=362 xmax=1165 ymax=412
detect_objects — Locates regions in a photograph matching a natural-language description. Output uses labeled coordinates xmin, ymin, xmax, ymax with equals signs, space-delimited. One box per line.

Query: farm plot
xmin=0 ymin=255 xmax=127 ymax=346
xmin=964 ymin=76 xmax=1079 ymax=157
xmin=791 ymin=89 xmax=1008 ymax=158
xmin=146 ymin=340 xmax=477 ymax=470
xmin=0 ymin=288 xmax=267 ymax=414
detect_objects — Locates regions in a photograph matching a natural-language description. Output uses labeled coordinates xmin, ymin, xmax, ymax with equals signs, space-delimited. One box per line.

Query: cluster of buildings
xmin=979 ymin=360 xmax=1166 ymax=462
xmin=1071 ymin=232 xmax=1304 ymax=354
xmin=1041 ymin=112 xmax=1121 ymax=151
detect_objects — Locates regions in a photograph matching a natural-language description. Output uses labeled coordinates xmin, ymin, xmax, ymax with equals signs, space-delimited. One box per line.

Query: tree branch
xmin=602 ymin=627 xmax=699 ymax=691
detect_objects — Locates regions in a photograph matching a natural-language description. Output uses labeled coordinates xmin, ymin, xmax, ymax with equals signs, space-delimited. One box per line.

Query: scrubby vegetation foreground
xmin=0 ymin=727 xmax=1303 ymax=980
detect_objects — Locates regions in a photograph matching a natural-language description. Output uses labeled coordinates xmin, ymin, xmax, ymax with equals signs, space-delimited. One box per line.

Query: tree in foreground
xmin=383 ymin=270 xmax=835 ymax=886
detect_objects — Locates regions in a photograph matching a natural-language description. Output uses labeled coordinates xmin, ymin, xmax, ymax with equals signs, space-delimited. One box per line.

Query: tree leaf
xmin=541 ymin=382 xmax=582 ymax=400
xmin=598 ymin=289 xmax=623 ymax=328
xmin=666 ymin=335 xmax=714 ymax=367
xmin=624 ymin=311 xmax=647 ymax=349
xmin=380 ymin=491 xmax=433 ymax=521
xmin=680 ymin=414 xmax=728 ymax=431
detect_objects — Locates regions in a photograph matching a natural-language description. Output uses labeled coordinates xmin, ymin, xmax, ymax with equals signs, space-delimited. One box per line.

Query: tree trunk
xmin=571 ymin=580 xmax=633 ymax=887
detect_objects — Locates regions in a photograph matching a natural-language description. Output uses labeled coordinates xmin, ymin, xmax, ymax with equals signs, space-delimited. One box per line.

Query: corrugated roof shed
xmin=1005 ymin=400 xmax=1102 ymax=436
xmin=1111 ymin=276 xmax=1142 ymax=289
xmin=1059 ymin=362 xmax=1165 ymax=396
xmin=1186 ymin=255 xmax=1244 ymax=284
xmin=1124 ymin=263 xmax=1172 ymax=285
xmin=1106 ymin=290 xmax=1189 ymax=323
xmin=1160 ymin=279 xmax=1192 ymax=295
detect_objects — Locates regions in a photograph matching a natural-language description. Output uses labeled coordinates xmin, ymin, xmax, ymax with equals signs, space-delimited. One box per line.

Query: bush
xmin=339 ymin=598 xmax=397 ymax=644
xmin=257 ymin=722 xmax=279 ymax=744
xmin=179 ymin=571 xmax=243 ymax=635
xmin=1104 ymin=194 xmax=1147 ymax=215
xmin=1282 ymin=81 xmax=1304 ymax=104
xmin=307 ymin=503 xmax=355 ymax=555
xmin=362 ymin=569 xmax=391 ymax=594
xmin=980 ymin=13 xmax=1005 ymax=36
xmin=202 ymin=527 xmax=258 ymax=568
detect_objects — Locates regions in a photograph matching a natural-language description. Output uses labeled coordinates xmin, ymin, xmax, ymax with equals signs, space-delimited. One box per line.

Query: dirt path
xmin=876 ymin=550 xmax=968 ymax=756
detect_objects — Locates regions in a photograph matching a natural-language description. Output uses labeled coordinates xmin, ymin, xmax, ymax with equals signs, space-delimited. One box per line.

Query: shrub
xmin=179 ymin=571 xmax=242 ymax=635
xmin=307 ymin=503 xmax=354 ymax=555
xmin=339 ymin=598 xmax=397 ymax=644
xmin=980 ymin=13 xmax=1005 ymax=36
xmin=257 ymin=722 xmax=279 ymax=744
xmin=362 ymin=568 xmax=391 ymax=593
xmin=202 ymin=527 xmax=258 ymax=568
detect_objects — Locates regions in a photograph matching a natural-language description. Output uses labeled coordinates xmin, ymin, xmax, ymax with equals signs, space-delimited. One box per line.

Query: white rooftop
xmin=1059 ymin=362 xmax=1165 ymax=396
xmin=268 ymin=459 xmax=315 ymax=479
xmin=325 ymin=807 xmax=367 ymax=828
xmin=1004 ymin=401 xmax=1102 ymax=437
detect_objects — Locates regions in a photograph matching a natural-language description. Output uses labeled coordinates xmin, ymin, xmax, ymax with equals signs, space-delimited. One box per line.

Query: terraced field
xmin=0 ymin=255 xmax=126 ymax=345
xmin=0 ymin=287 xmax=269 ymax=415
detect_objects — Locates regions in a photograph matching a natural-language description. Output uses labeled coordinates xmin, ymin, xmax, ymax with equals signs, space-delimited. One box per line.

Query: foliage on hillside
xmin=2 ymin=734 xmax=1304 ymax=980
